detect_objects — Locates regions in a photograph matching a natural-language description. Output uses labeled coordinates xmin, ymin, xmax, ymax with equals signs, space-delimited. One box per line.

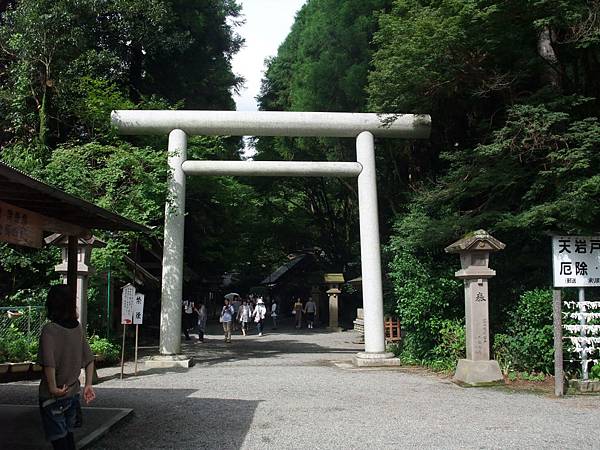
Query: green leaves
xmin=492 ymin=289 xmax=555 ymax=374
xmin=0 ymin=0 xmax=243 ymax=147
xmin=387 ymin=247 xmax=461 ymax=358
xmin=88 ymin=335 xmax=120 ymax=363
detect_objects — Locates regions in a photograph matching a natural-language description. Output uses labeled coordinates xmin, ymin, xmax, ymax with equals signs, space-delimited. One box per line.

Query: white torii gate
xmin=111 ymin=110 xmax=431 ymax=367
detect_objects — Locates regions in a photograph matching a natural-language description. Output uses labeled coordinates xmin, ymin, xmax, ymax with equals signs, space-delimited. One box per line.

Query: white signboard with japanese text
xmin=552 ymin=236 xmax=600 ymax=287
xmin=133 ymin=293 xmax=145 ymax=325
xmin=121 ymin=284 xmax=136 ymax=324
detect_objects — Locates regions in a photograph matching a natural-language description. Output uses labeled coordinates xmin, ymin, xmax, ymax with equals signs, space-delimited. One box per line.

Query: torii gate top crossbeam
xmin=111 ymin=110 xmax=431 ymax=139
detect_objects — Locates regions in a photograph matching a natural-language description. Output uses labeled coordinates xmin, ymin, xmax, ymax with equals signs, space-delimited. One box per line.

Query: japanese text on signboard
xmin=0 ymin=200 xmax=43 ymax=248
xmin=552 ymin=236 xmax=600 ymax=287
xmin=121 ymin=284 xmax=136 ymax=324
xmin=133 ymin=293 xmax=144 ymax=325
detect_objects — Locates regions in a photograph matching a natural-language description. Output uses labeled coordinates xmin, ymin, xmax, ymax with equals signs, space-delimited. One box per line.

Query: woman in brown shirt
xmin=38 ymin=285 xmax=96 ymax=449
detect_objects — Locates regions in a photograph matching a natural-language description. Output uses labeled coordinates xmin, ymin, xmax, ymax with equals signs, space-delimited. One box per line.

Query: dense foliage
xmin=257 ymin=0 xmax=600 ymax=372
xmin=88 ymin=335 xmax=121 ymax=364
xmin=493 ymin=289 xmax=555 ymax=374
xmin=254 ymin=0 xmax=393 ymax=270
xmin=0 ymin=324 xmax=38 ymax=363
xmin=0 ymin=0 xmax=255 ymax=330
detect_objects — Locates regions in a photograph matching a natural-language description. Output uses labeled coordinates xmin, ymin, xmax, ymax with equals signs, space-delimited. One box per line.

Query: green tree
xmin=0 ymin=0 xmax=244 ymax=147
xmin=370 ymin=0 xmax=600 ymax=361
xmin=0 ymin=0 xmax=247 ymax=314
xmin=255 ymin=0 xmax=391 ymax=269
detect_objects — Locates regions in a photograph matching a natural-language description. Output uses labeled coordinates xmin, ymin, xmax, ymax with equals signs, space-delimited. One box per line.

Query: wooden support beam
xmin=42 ymin=216 xmax=91 ymax=238
xmin=67 ymin=235 xmax=78 ymax=306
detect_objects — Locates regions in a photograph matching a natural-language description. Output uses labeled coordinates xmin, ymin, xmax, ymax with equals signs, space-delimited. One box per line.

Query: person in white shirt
xmin=304 ymin=298 xmax=317 ymax=329
xmin=253 ymin=298 xmax=267 ymax=336
xmin=237 ymin=299 xmax=251 ymax=336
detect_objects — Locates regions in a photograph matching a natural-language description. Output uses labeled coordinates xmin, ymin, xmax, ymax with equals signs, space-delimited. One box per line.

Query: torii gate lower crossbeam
xmin=111 ymin=110 xmax=431 ymax=367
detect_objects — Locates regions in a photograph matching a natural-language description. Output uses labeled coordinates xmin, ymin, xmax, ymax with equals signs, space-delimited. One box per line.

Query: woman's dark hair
xmin=46 ymin=284 xmax=77 ymax=322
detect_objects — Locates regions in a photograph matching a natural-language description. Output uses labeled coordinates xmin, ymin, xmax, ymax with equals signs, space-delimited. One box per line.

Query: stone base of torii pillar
xmin=145 ymin=354 xmax=194 ymax=369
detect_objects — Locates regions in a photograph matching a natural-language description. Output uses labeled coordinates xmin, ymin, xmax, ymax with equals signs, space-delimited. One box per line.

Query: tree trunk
xmin=537 ymin=26 xmax=562 ymax=89
xmin=38 ymin=88 xmax=48 ymax=146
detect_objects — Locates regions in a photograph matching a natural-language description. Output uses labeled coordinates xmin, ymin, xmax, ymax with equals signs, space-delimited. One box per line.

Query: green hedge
xmin=493 ymin=289 xmax=554 ymax=374
xmin=88 ymin=335 xmax=120 ymax=364
xmin=0 ymin=325 xmax=38 ymax=363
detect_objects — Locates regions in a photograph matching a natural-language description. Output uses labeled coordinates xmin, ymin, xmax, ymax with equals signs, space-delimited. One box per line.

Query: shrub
xmin=492 ymin=333 xmax=514 ymax=375
xmin=387 ymin=248 xmax=462 ymax=360
xmin=493 ymin=289 xmax=554 ymax=374
xmin=88 ymin=335 xmax=120 ymax=364
xmin=591 ymin=363 xmax=600 ymax=381
xmin=430 ymin=318 xmax=466 ymax=362
xmin=27 ymin=339 xmax=39 ymax=361
xmin=0 ymin=337 xmax=7 ymax=363
xmin=0 ymin=324 xmax=37 ymax=362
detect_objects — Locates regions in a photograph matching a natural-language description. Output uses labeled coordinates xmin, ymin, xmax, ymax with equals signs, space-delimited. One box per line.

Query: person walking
xmin=237 ymin=299 xmax=251 ymax=336
xmin=195 ymin=301 xmax=207 ymax=343
xmin=220 ymin=298 xmax=235 ymax=343
xmin=271 ymin=298 xmax=279 ymax=330
xmin=231 ymin=296 xmax=241 ymax=331
xmin=182 ymin=299 xmax=195 ymax=340
xmin=293 ymin=297 xmax=304 ymax=329
xmin=304 ymin=297 xmax=317 ymax=329
xmin=248 ymin=296 xmax=256 ymax=332
xmin=38 ymin=284 xmax=96 ymax=450
xmin=253 ymin=297 xmax=267 ymax=337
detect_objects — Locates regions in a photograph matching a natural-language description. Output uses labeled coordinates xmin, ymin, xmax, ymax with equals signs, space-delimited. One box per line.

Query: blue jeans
xmin=39 ymin=394 xmax=80 ymax=441
xmin=256 ymin=320 xmax=264 ymax=334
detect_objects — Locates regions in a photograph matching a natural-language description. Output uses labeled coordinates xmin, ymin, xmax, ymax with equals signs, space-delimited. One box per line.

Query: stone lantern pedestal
xmin=445 ymin=230 xmax=505 ymax=386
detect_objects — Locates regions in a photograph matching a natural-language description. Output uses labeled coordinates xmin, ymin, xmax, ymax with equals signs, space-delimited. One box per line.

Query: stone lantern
xmin=445 ymin=230 xmax=505 ymax=385
xmin=45 ymin=234 xmax=105 ymax=333
xmin=324 ymin=273 xmax=344 ymax=331
xmin=326 ymin=288 xmax=342 ymax=330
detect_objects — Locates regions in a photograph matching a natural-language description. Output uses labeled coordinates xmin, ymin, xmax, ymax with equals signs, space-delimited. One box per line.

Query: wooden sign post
xmin=552 ymin=235 xmax=600 ymax=394
xmin=133 ymin=292 xmax=145 ymax=375
xmin=120 ymin=284 xmax=135 ymax=379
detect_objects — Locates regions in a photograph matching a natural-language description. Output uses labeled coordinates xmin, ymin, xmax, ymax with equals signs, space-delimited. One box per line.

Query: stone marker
xmin=326 ymin=288 xmax=342 ymax=331
xmin=445 ymin=230 xmax=505 ymax=385
xmin=353 ymin=309 xmax=365 ymax=344
xmin=324 ymin=273 xmax=344 ymax=331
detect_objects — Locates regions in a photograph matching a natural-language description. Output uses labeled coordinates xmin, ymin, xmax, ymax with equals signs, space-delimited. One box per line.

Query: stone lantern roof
xmin=444 ymin=229 xmax=506 ymax=254
xmin=44 ymin=233 xmax=106 ymax=248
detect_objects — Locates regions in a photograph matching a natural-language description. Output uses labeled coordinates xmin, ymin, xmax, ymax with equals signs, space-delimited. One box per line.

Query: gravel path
xmin=2 ymin=323 xmax=599 ymax=449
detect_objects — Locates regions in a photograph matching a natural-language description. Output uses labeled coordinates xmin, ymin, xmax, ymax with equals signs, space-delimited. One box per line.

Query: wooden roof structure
xmin=0 ymin=161 xmax=148 ymax=236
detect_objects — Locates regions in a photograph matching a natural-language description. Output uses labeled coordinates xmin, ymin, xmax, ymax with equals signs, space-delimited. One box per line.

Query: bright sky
xmin=232 ymin=0 xmax=307 ymax=112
